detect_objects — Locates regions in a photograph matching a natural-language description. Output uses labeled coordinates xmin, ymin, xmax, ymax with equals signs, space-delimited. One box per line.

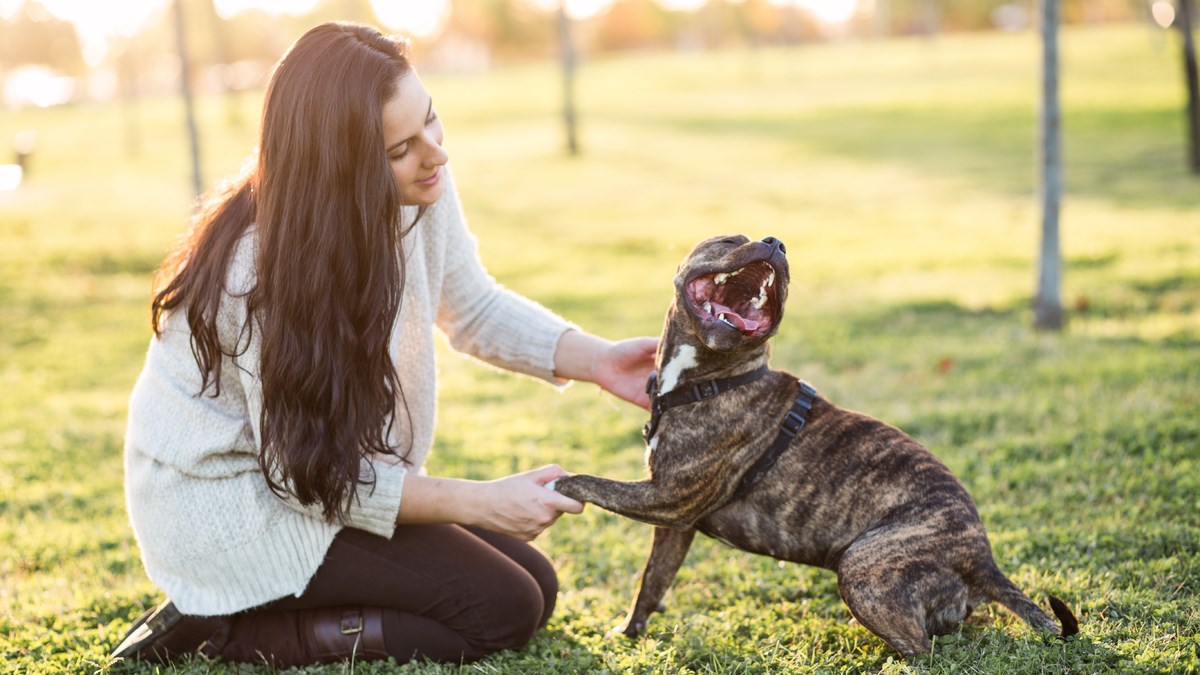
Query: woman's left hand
xmin=592 ymin=337 xmax=658 ymax=410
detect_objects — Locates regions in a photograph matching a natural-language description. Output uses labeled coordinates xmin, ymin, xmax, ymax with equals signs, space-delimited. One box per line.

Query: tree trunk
xmin=1178 ymin=0 xmax=1200 ymax=172
xmin=174 ymin=0 xmax=204 ymax=198
xmin=119 ymin=43 xmax=141 ymax=159
xmin=205 ymin=0 xmax=242 ymax=127
xmin=873 ymin=0 xmax=891 ymax=40
xmin=558 ymin=3 xmax=579 ymax=156
xmin=1034 ymin=0 xmax=1064 ymax=331
xmin=922 ymin=0 xmax=940 ymax=38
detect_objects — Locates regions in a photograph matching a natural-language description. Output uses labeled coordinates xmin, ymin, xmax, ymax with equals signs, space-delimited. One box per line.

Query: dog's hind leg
xmin=614 ymin=527 xmax=697 ymax=638
xmin=837 ymin=568 xmax=933 ymax=659
xmin=835 ymin=537 xmax=972 ymax=659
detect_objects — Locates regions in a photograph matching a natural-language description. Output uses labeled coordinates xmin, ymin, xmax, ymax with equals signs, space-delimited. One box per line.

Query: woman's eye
xmin=390 ymin=145 xmax=409 ymax=161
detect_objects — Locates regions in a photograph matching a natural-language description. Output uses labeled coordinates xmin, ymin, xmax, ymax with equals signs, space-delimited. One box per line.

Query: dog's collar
xmin=641 ymin=365 xmax=770 ymax=444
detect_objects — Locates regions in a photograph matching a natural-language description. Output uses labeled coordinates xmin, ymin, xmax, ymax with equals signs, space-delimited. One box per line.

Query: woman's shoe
xmin=302 ymin=607 xmax=389 ymax=664
xmin=219 ymin=606 xmax=389 ymax=667
xmin=108 ymin=600 xmax=232 ymax=664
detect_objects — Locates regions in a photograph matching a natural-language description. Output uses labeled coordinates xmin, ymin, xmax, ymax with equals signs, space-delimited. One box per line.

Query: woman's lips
xmin=417 ymin=168 xmax=440 ymax=187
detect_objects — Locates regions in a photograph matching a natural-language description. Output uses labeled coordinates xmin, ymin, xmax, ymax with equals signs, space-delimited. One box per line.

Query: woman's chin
xmin=401 ymin=183 xmax=445 ymax=207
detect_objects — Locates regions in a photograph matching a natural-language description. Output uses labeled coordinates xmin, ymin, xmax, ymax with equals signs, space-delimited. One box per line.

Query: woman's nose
xmin=424 ymin=132 xmax=448 ymax=167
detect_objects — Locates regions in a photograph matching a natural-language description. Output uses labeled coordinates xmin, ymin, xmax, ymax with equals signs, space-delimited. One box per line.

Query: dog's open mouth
xmin=686 ymin=260 xmax=778 ymax=337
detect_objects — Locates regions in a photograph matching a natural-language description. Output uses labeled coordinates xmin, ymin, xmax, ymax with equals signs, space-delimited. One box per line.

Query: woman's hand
xmin=592 ymin=337 xmax=658 ymax=410
xmin=471 ymin=465 xmax=584 ymax=541
xmin=397 ymin=466 xmax=582 ymax=540
xmin=555 ymin=331 xmax=659 ymax=410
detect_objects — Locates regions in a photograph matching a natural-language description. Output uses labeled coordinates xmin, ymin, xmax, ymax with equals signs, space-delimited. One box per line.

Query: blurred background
xmin=0 ymin=0 xmax=1185 ymax=111
xmin=2 ymin=2 xmax=1199 ymax=672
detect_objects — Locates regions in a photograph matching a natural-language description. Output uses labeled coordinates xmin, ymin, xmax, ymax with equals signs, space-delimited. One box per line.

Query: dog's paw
xmin=608 ymin=618 xmax=646 ymax=639
xmin=550 ymin=475 xmax=583 ymax=500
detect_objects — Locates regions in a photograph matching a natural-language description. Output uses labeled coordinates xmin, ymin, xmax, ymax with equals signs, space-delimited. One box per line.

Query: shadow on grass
xmin=829 ymin=287 xmax=1198 ymax=347
xmin=632 ymin=103 xmax=1195 ymax=210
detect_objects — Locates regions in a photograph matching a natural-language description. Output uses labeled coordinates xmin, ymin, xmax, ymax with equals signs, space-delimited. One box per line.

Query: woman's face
xmin=382 ymin=72 xmax=448 ymax=206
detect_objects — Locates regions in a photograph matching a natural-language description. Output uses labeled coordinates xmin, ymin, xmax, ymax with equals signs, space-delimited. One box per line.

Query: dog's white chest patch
xmin=644 ymin=435 xmax=658 ymax=466
xmin=658 ymin=345 xmax=698 ymax=395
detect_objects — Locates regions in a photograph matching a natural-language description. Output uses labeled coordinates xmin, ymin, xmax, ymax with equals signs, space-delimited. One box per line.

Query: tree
xmin=173 ymin=0 xmax=204 ymax=198
xmin=595 ymin=0 xmax=671 ymax=51
xmin=0 ymin=1 xmax=85 ymax=75
xmin=558 ymin=3 xmax=578 ymax=156
xmin=1034 ymin=0 xmax=1064 ymax=331
xmin=1178 ymin=0 xmax=1200 ymax=173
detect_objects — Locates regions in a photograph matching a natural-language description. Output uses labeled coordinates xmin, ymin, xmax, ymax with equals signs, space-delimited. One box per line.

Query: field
xmin=1 ymin=22 xmax=1198 ymax=674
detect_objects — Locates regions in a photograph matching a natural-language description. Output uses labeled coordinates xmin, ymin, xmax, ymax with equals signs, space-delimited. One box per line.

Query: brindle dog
xmin=552 ymin=234 xmax=1078 ymax=659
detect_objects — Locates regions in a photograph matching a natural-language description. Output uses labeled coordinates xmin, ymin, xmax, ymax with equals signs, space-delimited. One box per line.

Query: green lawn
xmin=2 ymin=23 xmax=1197 ymax=674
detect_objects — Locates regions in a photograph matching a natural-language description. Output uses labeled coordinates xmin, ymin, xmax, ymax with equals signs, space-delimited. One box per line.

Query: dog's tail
xmin=984 ymin=567 xmax=1079 ymax=639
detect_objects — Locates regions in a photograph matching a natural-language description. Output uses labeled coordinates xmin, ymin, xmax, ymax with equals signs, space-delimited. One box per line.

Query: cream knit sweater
xmin=124 ymin=168 xmax=575 ymax=616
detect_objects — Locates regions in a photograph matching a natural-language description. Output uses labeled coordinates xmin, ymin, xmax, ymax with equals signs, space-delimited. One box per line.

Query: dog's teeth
xmin=714 ymin=269 xmax=743 ymax=286
xmin=719 ymin=314 xmax=735 ymax=327
xmin=748 ymin=276 xmax=770 ymax=310
xmin=704 ymin=301 xmax=712 ymax=315
xmin=766 ymin=271 xmax=775 ymax=287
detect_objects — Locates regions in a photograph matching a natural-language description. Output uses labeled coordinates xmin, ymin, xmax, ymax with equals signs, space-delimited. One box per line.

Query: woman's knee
xmin=464 ymin=569 xmax=546 ymax=653
xmin=462 ymin=526 xmax=559 ymax=628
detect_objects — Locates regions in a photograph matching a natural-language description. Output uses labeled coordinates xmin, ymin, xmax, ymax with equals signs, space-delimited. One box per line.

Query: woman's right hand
xmin=471 ymin=465 xmax=584 ymax=541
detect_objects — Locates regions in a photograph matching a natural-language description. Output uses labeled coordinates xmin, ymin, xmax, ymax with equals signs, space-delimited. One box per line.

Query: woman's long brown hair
xmin=151 ymin=23 xmax=413 ymax=521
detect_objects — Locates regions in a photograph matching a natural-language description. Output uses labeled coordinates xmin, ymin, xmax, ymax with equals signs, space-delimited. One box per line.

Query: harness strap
xmin=724 ymin=379 xmax=818 ymax=505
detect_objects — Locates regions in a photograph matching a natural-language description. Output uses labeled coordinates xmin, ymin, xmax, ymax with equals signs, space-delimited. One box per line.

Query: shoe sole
xmin=109 ymin=601 xmax=182 ymax=661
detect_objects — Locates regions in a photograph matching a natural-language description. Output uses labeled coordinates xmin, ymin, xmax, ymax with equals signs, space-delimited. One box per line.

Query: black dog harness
xmin=642 ymin=368 xmax=819 ymax=504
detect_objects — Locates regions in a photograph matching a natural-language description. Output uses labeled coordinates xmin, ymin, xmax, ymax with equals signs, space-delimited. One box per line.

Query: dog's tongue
xmin=711 ymin=301 xmax=759 ymax=334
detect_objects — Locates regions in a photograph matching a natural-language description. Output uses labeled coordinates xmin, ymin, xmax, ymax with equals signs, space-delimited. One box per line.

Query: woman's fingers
xmin=530 ymin=465 xmax=584 ymax=515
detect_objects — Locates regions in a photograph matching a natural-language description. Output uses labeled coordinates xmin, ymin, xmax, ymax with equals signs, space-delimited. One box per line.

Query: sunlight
xmin=370 ymin=0 xmax=450 ymax=38
xmin=212 ymin=0 xmax=320 ymax=19
xmin=4 ymin=65 xmax=75 ymax=108
xmin=0 ymin=165 xmax=21 ymax=191
xmin=36 ymin=0 xmax=169 ymax=66
xmin=40 ymin=0 xmax=169 ymax=39
xmin=524 ymin=0 xmax=615 ymax=21
xmin=657 ymin=0 xmax=707 ymax=10
xmin=769 ymin=0 xmax=857 ymax=24
xmin=1151 ymin=1 xmax=1175 ymax=28
xmin=800 ymin=0 xmax=857 ymax=23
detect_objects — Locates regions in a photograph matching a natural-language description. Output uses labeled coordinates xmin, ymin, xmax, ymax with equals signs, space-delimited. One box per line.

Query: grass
xmin=2 ymin=22 xmax=1198 ymax=674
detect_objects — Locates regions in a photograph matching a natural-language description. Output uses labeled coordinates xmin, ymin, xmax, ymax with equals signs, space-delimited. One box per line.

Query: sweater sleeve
xmin=429 ymin=168 xmax=577 ymax=383
xmin=221 ymin=232 xmax=406 ymax=538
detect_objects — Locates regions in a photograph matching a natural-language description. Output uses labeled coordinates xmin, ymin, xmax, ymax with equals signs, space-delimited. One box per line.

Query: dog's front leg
xmin=553 ymin=475 xmax=710 ymax=530
xmin=614 ymin=526 xmax=697 ymax=638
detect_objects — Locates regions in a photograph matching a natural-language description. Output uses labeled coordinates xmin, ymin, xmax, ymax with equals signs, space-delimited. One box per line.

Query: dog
xmin=552 ymin=234 xmax=1078 ymax=658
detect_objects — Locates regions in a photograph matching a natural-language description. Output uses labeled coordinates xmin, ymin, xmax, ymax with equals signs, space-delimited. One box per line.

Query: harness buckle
xmin=693 ymin=381 xmax=719 ymax=400
xmin=781 ymin=410 xmax=806 ymax=437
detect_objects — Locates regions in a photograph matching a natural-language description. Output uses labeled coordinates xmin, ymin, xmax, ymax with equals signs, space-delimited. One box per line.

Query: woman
xmin=110 ymin=22 xmax=656 ymax=667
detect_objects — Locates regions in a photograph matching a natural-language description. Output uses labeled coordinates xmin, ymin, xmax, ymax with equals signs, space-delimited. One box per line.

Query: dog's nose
xmin=762 ymin=236 xmax=786 ymax=255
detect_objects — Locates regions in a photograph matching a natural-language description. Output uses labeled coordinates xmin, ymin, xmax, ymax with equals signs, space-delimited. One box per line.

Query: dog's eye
xmin=720 ymin=237 xmax=743 ymax=245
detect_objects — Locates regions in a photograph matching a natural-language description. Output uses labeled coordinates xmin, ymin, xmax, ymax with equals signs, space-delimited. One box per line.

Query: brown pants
xmin=223 ymin=524 xmax=557 ymax=664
